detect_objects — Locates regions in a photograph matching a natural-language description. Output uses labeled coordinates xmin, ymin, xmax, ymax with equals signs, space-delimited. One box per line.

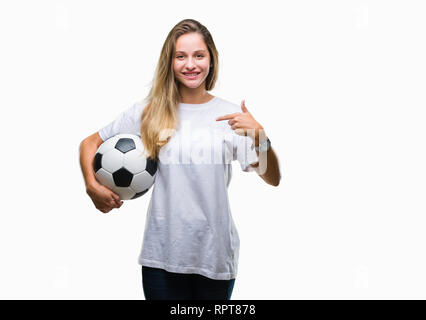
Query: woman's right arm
xmin=79 ymin=132 xmax=123 ymax=213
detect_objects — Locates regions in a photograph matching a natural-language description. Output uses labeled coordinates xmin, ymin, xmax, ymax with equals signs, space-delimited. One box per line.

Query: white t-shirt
xmin=98 ymin=96 xmax=259 ymax=280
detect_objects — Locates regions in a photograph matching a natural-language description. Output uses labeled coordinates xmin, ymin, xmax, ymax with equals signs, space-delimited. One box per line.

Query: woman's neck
xmin=178 ymin=87 xmax=213 ymax=104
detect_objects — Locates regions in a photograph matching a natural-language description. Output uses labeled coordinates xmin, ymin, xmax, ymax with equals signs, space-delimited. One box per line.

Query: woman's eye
xmin=176 ymin=55 xmax=204 ymax=59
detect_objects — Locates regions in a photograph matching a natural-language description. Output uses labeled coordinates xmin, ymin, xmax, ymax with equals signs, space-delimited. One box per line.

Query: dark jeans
xmin=142 ymin=266 xmax=235 ymax=300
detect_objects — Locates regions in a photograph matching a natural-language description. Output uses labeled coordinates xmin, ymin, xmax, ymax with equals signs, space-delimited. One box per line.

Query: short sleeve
xmin=233 ymin=134 xmax=259 ymax=172
xmin=98 ymin=102 xmax=145 ymax=141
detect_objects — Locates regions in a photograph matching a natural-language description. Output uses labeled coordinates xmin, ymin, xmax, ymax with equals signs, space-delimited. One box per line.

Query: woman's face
xmin=173 ymin=32 xmax=211 ymax=89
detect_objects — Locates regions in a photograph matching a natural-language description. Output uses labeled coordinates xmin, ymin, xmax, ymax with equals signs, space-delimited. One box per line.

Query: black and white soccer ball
xmin=93 ymin=134 xmax=157 ymax=200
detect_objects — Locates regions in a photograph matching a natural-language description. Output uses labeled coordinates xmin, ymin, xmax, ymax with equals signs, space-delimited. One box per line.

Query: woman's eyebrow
xmin=175 ymin=50 xmax=206 ymax=53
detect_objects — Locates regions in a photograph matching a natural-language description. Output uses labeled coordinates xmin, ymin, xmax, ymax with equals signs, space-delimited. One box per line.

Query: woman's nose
xmin=185 ymin=58 xmax=196 ymax=68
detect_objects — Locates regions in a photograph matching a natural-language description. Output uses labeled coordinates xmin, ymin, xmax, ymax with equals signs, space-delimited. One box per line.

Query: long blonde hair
xmin=140 ymin=19 xmax=219 ymax=161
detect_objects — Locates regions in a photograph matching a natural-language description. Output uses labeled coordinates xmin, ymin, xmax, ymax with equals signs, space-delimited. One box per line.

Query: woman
xmin=79 ymin=18 xmax=281 ymax=300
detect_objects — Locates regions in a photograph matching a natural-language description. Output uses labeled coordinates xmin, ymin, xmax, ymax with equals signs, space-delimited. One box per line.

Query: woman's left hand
xmin=215 ymin=99 xmax=264 ymax=141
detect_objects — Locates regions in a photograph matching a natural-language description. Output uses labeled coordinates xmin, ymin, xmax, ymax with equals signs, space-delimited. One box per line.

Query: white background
xmin=0 ymin=0 xmax=425 ymax=299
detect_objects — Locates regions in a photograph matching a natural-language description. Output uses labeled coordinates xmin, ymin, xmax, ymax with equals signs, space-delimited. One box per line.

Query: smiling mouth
xmin=182 ymin=72 xmax=200 ymax=79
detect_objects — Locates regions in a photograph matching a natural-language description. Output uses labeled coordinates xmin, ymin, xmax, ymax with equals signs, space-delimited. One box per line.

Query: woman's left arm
xmin=216 ymin=99 xmax=281 ymax=187
xmin=250 ymin=140 xmax=281 ymax=187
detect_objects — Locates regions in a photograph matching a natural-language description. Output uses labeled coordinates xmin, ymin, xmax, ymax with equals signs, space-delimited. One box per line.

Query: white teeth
xmin=185 ymin=73 xmax=198 ymax=76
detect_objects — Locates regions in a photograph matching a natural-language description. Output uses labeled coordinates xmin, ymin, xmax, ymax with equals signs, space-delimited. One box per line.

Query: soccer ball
xmin=93 ymin=134 xmax=157 ymax=200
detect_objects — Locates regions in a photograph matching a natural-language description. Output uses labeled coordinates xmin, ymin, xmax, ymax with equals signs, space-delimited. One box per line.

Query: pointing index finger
xmin=216 ymin=113 xmax=239 ymax=121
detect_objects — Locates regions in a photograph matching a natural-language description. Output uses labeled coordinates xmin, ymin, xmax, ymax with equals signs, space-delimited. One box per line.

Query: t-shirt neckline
xmin=179 ymin=96 xmax=218 ymax=110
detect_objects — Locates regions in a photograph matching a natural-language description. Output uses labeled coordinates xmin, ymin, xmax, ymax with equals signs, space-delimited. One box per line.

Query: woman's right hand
xmin=86 ymin=182 xmax=123 ymax=213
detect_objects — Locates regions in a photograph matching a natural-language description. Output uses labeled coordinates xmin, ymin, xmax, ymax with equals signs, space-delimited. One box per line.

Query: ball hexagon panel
xmin=111 ymin=185 xmax=136 ymax=200
xmin=123 ymin=149 xmax=147 ymax=174
xmin=94 ymin=153 xmax=103 ymax=172
xmin=94 ymin=168 xmax=115 ymax=191
xmin=130 ymin=171 xmax=155 ymax=193
xmin=145 ymin=157 xmax=158 ymax=176
xmin=112 ymin=167 xmax=133 ymax=187
xmin=131 ymin=189 xmax=149 ymax=199
xmin=115 ymin=137 xmax=136 ymax=153
xmin=97 ymin=135 xmax=120 ymax=155
xmin=102 ymin=148 xmax=124 ymax=173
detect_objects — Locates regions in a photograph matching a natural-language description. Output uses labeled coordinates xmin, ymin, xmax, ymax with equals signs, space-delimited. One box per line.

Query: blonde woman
xmin=79 ymin=19 xmax=281 ymax=300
